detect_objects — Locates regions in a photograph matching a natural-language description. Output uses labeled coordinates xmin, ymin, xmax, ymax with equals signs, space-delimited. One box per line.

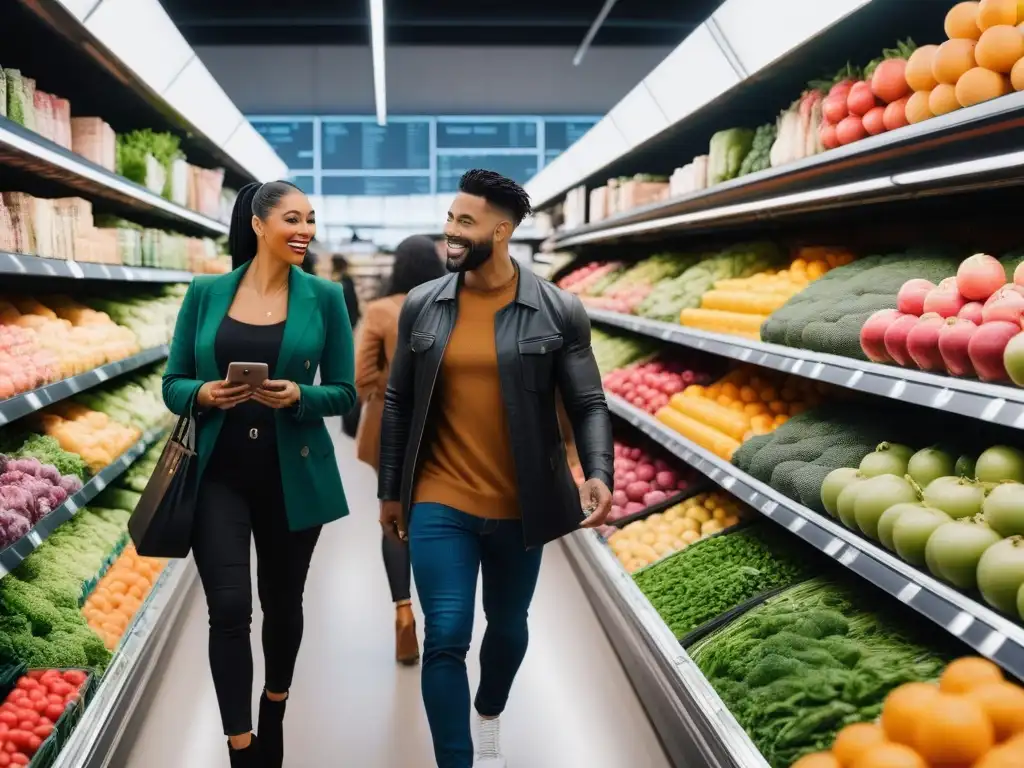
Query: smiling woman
xmin=161 ymin=179 xmax=356 ymax=768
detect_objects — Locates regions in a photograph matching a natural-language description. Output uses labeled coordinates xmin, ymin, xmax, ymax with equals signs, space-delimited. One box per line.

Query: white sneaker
xmin=474 ymin=714 xmax=507 ymax=767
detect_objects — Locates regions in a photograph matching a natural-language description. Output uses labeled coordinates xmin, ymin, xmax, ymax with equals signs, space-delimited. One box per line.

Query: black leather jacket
xmin=377 ymin=265 xmax=613 ymax=548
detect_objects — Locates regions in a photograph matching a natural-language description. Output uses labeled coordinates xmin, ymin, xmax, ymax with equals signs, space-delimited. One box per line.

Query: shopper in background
xmin=353 ymin=234 xmax=445 ymax=665
xmin=332 ymin=253 xmax=362 ymax=327
xmin=162 ymin=180 xmax=356 ymax=768
xmin=377 ymin=169 xmax=613 ymax=768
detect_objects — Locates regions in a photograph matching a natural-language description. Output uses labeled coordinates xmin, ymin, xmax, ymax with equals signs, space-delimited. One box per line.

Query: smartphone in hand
xmin=225 ymin=362 xmax=269 ymax=390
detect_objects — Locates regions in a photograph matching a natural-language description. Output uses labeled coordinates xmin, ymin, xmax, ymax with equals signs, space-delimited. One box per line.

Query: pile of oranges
xmin=794 ymin=657 xmax=1024 ymax=768
xmin=81 ymin=545 xmax=167 ymax=650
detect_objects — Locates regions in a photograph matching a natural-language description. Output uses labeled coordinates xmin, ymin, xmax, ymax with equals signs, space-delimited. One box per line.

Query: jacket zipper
xmin=406 ymin=307 xmax=455 ymax=512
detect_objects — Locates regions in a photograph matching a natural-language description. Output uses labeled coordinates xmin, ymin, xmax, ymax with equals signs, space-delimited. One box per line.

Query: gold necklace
xmin=249 ymin=280 xmax=288 ymax=318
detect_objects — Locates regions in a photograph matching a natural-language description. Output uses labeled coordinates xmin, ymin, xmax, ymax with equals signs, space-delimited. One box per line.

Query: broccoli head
xmin=0 ymin=578 xmax=63 ymax=635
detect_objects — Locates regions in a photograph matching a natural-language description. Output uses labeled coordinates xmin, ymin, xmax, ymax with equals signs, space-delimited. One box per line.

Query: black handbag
xmin=341 ymin=401 xmax=361 ymax=439
xmin=128 ymin=410 xmax=199 ymax=558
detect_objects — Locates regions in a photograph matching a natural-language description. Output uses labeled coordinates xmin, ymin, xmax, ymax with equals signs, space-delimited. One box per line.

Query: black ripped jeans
xmin=192 ymin=448 xmax=321 ymax=736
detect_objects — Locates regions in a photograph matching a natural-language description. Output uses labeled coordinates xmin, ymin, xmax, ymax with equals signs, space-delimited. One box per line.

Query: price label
xmin=66 ymin=261 xmax=85 ymax=279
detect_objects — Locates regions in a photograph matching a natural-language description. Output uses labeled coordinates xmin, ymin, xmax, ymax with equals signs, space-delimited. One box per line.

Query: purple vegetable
xmin=7 ymin=457 xmax=41 ymax=477
xmin=0 ymin=470 xmax=28 ymax=486
xmin=58 ymin=474 xmax=83 ymax=495
xmin=0 ymin=485 xmax=32 ymax=514
xmin=33 ymin=497 xmax=53 ymax=522
xmin=37 ymin=464 xmax=60 ymax=484
xmin=0 ymin=509 xmax=31 ymax=548
xmin=0 ymin=454 xmax=8 ymax=474
xmin=44 ymin=485 xmax=67 ymax=508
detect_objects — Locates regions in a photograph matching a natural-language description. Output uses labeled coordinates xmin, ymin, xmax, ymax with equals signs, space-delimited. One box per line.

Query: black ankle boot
xmin=227 ymin=734 xmax=260 ymax=767
xmin=258 ymin=691 xmax=287 ymax=768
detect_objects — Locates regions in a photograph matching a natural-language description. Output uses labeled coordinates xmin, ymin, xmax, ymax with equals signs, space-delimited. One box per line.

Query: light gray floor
xmin=122 ymin=423 xmax=670 ymax=767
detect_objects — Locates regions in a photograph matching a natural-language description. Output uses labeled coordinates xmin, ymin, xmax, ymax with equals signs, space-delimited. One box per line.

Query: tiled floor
xmin=121 ymin=424 xmax=670 ymax=767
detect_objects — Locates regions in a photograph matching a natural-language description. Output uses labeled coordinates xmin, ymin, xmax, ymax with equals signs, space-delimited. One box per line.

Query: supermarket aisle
xmin=121 ymin=421 xmax=670 ymax=768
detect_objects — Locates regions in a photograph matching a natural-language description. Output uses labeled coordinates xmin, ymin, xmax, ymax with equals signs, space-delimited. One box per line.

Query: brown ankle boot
xmin=395 ymin=602 xmax=419 ymax=666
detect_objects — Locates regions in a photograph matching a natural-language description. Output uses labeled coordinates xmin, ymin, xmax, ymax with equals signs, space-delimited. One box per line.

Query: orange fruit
xmin=975 ymin=741 xmax=1024 ymax=767
xmin=912 ymin=693 xmax=995 ymax=765
xmin=933 ymin=38 xmax=979 ymax=84
xmin=939 ymin=657 xmax=1004 ymax=693
xmin=965 ymin=681 xmax=1024 ymax=740
xmin=979 ymin=0 xmax=1019 ymax=29
xmin=975 ymin=24 xmax=1024 ymax=71
xmin=833 ymin=723 xmax=888 ymax=766
xmin=946 ymin=2 xmax=983 ymax=39
xmin=792 ymin=754 xmax=841 ymax=768
xmin=850 ymin=743 xmax=927 ymax=768
xmin=882 ymin=683 xmax=941 ymax=744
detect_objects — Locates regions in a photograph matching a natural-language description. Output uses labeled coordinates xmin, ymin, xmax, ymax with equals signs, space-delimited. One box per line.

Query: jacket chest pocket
xmin=410 ymin=332 xmax=435 ymax=355
xmin=519 ymin=335 xmax=563 ymax=392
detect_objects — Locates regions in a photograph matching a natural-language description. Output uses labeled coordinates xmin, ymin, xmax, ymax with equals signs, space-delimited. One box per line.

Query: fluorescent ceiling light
xmin=573 ymin=0 xmax=620 ymax=66
xmin=369 ymin=0 xmax=387 ymax=125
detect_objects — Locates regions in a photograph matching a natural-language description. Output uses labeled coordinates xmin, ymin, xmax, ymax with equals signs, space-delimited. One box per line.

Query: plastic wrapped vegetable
xmin=4 ymin=69 xmax=25 ymax=126
xmin=708 ymin=128 xmax=755 ymax=186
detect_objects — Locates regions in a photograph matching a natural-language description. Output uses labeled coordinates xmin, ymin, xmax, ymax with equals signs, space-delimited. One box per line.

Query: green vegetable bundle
xmin=591 ymin=328 xmax=659 ymax=376
xmin=760 ymin=250 xmax=963 ymax=359
xmin=593 ymin=253 xmax=702 ymax=297
xmin=708 ymin=128 xmax=756 ymax=185
xmin=633 ymin=523 xmax=820 ymax=639
xmin=691 ymin=578 xmax=950 ymax=767
xmin=116 ymin=130 xmax=183 ymax=199
xmin=637 ymin=242 xmax=786 ymax=322
xmin=0 ymin=506 xmax=137 ymax=672
xmin=738 ymin=123 xmax=777 ymax=177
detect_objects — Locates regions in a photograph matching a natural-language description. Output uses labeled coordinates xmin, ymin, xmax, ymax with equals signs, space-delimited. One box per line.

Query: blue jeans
xmin=409 ymin=503 xmax=544 ymax=768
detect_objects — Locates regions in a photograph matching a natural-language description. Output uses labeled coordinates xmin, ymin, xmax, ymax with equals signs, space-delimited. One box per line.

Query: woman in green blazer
xmin=162 ymin=181 xmax=355 ymax=768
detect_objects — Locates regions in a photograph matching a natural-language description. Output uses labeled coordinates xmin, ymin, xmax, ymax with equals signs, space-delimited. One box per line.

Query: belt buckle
xmin=249 ymin=427 xmax=259 ymax=440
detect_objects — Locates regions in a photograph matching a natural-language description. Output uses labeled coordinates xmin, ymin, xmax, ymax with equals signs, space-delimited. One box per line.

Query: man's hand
xmin=579 ymin=478 xmax=612 ymax=528
xmin=380 ymin=500 xmax=406 ymax=542
xmin=252 ymin=380 xmax=301 ymax=409
xmin=197 ymin=380 xmax=251 ymax=410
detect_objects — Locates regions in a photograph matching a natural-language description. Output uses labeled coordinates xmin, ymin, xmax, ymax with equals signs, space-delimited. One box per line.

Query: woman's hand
xmin=252 ymin=380 xmax=301 ymax=409
xmin=197 ymin=380 xmax=252 ymax=410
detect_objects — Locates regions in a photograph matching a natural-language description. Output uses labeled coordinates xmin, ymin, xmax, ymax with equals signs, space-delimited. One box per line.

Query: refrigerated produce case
xmin=542 ymin=1 xmax=1024 ymax=765
xmin=0 ymin=2 xmax=264 ymax=765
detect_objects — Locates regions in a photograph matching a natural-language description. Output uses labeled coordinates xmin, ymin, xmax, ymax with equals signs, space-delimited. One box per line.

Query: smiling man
xmin=377 ymin=169 xmax=613 ymax=768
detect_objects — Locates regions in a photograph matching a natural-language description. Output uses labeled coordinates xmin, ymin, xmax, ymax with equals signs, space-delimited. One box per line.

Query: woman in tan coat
xmin=353 ymin=234 xmax=445 ymax=664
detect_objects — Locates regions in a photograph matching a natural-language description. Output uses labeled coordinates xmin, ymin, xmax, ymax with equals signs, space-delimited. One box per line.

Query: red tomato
xmin=0 ymin=714 xmax=15 ymax=729
xmin=62 ymin=671 xmax=86 ymax=687
xmin=25 ymin=691 xmax=43 ymax=704
xmin=7 ymin=691 xmax=25 ymax=704
xmin=9 ymin=754 xmax=26 ymax=766
xmin=14 ymin=726 xmax=30 ymax=735
xmin=5 ymin=732 xmax=27 ymax=750
xmin=12 ymin=683 xmax=31 ymax=694
xmin=25 ymin=672 xmax=42 ymax=681
xmin=31 ymin=725 xmax=51 ymax=740
xmin=0 ymin=751 xmax=9 ymax=766
xmin=3 ymin=742 xmax=13 ymax=753
xmin=47 ymin=682 xmax=71 ymax=698
xmin=43 ymin=704 xmax=63 ymax=722
xmin=45 ymin=695 xmax=61 ymax=706
xmin=24 ymin=735 xmax=39 ymax=754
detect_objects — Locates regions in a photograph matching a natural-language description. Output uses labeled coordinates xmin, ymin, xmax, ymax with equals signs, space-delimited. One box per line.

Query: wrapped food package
xmin=5 ymin=69 xmax=25 ymax=125
xmin=21 ymin=78 xmax=36 ymax=132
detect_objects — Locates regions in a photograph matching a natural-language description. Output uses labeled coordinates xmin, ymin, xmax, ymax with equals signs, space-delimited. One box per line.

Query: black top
xmin=341 ymin=275 xmax=361 ymax=327
xmin=212 ymin=315 xmax=285 ymax=462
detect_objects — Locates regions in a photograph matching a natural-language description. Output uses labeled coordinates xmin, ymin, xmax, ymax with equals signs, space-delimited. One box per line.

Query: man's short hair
xmin=458 ymin=169 xmax=533 ymax=226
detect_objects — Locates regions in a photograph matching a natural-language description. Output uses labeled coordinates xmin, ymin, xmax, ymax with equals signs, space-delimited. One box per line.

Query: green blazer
xmin=162 ymin=263 xmax=357 ymax=531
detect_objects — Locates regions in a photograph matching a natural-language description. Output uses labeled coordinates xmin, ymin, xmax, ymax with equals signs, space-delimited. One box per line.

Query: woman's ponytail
xmin=228 ymin=182 xmax=261 ymax=270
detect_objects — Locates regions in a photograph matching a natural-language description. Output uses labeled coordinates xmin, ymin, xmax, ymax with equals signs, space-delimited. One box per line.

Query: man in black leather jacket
xmin=378 ymin=170 xmax=612 ymax=768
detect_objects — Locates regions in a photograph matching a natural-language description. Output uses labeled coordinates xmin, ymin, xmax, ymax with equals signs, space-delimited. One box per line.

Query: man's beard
xmin=445 ymin=237 xmax=494 ymax=273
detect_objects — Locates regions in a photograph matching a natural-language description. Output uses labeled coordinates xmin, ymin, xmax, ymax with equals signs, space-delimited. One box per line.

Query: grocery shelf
xmin=52 ymin=555 xmax=197 ymax=768
xmin=0 ymin=424 xmax=169 ymax=579
xmin=0 ymin=346 xmax=170 ymax=428
xmin=561 ymin=529 xmax=766 ymax=768
xmin=0 ymin=117 xmax=229 ymax=238
xmin=587 ymin=308 xmax=1024 ymax=430
xmin=546 ymin=97 xmax=1024 ymax=249
xmin=0 ymin=252 xmax=195 ymax=284
xmin=606 ymin=393 xmax=1024 ymax=680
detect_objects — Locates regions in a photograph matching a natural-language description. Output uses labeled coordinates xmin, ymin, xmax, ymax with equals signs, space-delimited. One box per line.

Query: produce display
xmin=570 ymin=435 xmax=699 ymax=529
xmin=666 ymin=364 xmax=832 ymax=446
xmin=575 ymin=254 xmax=701 ymax=315
xmin=0 ymin=289 xmax=183 ymax=401
xmin=601 ymin=355 xmax=716 ymax=415
xmin=2 ymin=64 xmax=231 ymax=220
xmin=806 ymin=656 xmax=1024 ymax=768
xmin=0 ymin=454 xmax=84 ymax=549
xmin=590 ymin=328 xmax=660 ymax=376
xmin=691 ymin=578 xmax=950 ymax=768
xmin=862 ymin=251 xmax=1024 ymax=384
xmin=0 ymin=668 xmax=91 ymax=766
xmin=632 ymin=522 xmax=821 ymax=640
xmin=82 ymin=544 xmax=166 ymax=651
xmin=607 ymin=490 xmax=750 ymax=572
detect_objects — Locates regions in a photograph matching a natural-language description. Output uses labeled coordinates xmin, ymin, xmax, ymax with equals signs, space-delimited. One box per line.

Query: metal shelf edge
xmin=561 ymin=530 xmax=767 ymax=768
xmin=606 ymin=394 xmax=1024 ymax=679
xmin=0 ymin=346 xmax=170 ymax=427
xmin=0 ymin=118 xmax=229 ymax=237
xmin=50 ymin=555 xmax=198 ymax=768
xmin=0 ymin=252 xmax=195 ymax=283
xmin=0 ymin=425 xmax=170 ymax=579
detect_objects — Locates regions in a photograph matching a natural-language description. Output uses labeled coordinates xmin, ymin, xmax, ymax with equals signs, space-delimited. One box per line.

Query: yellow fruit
xmin=975 ymin=24 xmax=1024 ymax=71
xmin=947 ymin=1 xmax=983 ymax=39
xmin=956 ymin=66 xmax=1012 ymax=105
